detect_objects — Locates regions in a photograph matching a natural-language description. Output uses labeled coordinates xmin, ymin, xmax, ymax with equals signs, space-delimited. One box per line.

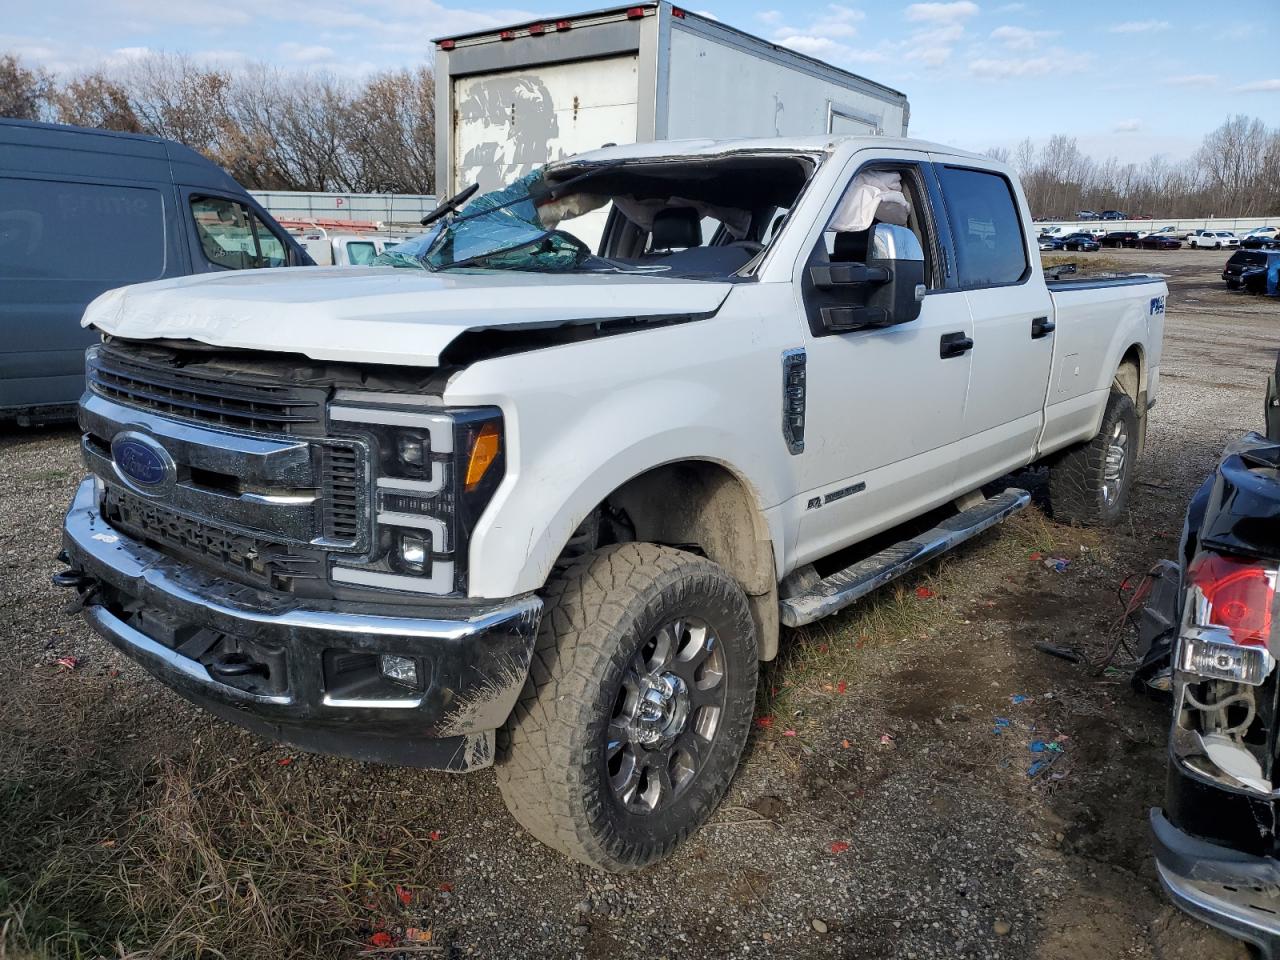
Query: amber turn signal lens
xmin=464 ymin=423 xmax=501 ymax=491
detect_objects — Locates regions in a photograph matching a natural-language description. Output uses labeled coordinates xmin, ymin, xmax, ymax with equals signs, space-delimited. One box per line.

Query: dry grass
xmin=0 ymin=723 xmax=443 ymax=960
xmin=1040 ymin=253 xmax=1137 ymax=276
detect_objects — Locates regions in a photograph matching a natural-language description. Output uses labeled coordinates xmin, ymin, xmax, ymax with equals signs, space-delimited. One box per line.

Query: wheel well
xmin=568 ymin=461 xmax=782 ymax=661
xmin=1114 ymin=344 xmax=1147 ymax=450
xmin=1113 ymin=345 xmax=1144 ymax=402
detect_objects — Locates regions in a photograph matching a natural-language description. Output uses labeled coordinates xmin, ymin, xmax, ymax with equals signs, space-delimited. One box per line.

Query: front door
xmin=794 ymin=157 xmax=973 ymax=567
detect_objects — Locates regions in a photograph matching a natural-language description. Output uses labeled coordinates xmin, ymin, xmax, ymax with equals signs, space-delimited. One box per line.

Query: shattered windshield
xmin=373 ymin=153 xmax=817 ymax=279
xmin=421 ymin=171 xmax=591 ymax=273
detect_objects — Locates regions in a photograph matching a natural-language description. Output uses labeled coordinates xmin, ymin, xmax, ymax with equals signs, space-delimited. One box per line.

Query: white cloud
xmin=757 ymin=9 xmax=784 ymax=25
xmin=1113 ymin=119 xmax=1142 ymax=133
xmin=1235 ymin=78 xmax=1280 ymax=92
xmin=1164 ymin=73 xmax=1218 ymax=87
xmin=989 ymin=25 xmax=1057 ymax=50
xmin=969 ymin=56 xmax=1054 ymax=78
xmin=906 ymin=46 xmax=952 ymax=66
xmin=1108 ymin=20 xmax=1170 ymax=33
xmin=996 ymin=2 xmax=1026 ymax=10
xmin=906 ymin=1 xmax=979 ymax=22
xmin=278 ymin=42 xmax=335 ymax=63
xmin=770 ymin=4 xmax=867 ymax=59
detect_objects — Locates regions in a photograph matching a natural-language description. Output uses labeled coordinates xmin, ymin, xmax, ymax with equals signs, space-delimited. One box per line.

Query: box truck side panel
xmin=663 ymin=27 xmax=905 ymax=140
xmin=452 ymin=56 xmax=641 ymax=195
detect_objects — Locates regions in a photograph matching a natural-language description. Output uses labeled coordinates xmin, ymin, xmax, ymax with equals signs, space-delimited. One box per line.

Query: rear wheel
xmin=1047 ymin=390 xmax=1139 ymax=527
xmin=496 ymin=543 xmax=758 ymax=871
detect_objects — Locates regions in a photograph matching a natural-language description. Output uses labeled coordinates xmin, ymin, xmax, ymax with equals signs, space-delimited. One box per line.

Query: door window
xmin=935 ymin=166 xmax=1028 ymax=288
xmin=0 ymin=177 xmax=165 ymax=282
xmin=345 ymin=241 xmax=378 ymax=265
xmin=190 ymin=196 xmax=289 ymax=269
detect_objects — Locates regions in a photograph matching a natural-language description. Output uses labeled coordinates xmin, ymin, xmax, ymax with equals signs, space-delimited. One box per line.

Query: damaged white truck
xmin=58 ymin=135 xmax=1166 ymax=870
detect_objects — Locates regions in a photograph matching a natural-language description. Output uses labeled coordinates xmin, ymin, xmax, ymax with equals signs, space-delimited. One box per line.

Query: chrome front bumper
xmin=61 ymin=477 xmax=541 ymax=771
xmin=1152 ymin=808 xmax=1280 ymax=959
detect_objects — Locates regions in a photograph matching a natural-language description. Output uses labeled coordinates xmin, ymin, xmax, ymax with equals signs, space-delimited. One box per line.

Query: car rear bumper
xmin=59 ymin=477 xmax=542 ymax=771
xmin=1152 ymin=808 xmax=1280 ymax=959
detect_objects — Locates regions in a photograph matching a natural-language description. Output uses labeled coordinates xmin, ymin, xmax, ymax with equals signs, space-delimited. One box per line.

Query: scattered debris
xmin=755 ymin=715 xmax=774 ymax=729
xmin=1009 ymin=694 xmax=1028 ymax=705
xmin=811 ymin=918 xmax=829 ymax=934
xmin=54 ymin=656 xmax=78 ymax=671
xmin=829 ymin=841 xmax=850 ymax=854
xmin=915 ymin=586 xmax=935 ymax=599
xmin=836 ymin=680 xmax=847 ymax=694
xmin=396 ymin=884 xmax=413 ymax=906
xmin=1034 ymin=641 xmax=1084 ymax=664
xmin=879 ymin=733 xmax=895 ymax=745
xmin=276 ymin=756 xmax=293 ymax=766
xmin=993 ymin=919 xmax=1013 ymax=936
xmin=1042 ymin=557 xmax=1071 ymax=573
xmin=993 ymin=717 xmax=1011 ymax=735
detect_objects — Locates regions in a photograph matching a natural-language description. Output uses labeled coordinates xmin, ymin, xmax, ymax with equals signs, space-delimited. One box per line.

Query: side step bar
xmin=779 ymin=487 xmax=1031 ymax=628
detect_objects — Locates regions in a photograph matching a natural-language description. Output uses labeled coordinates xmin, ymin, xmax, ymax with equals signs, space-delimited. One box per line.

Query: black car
xmin=1101 ymin=231 xmax=1141 ymax=248
xmin=1148 ymin=382 xmax=1280 ymax=955
xmin=1060 ymin=233 xmax=1101 ymax=251
xmin=1102 ymin=210 xmax=1127 ymax=220
xmin=1224 ymin=250 xmax=1269 ymax=289
xmin=1242 ymin=232 xmax=1279 ymax=250
xmin=1075 ymin=209 xmax=1101 ymax=221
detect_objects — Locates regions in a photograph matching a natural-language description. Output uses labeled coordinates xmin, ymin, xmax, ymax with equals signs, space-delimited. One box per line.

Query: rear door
xmin=930 ymin=160 xmax=1054 ymax=487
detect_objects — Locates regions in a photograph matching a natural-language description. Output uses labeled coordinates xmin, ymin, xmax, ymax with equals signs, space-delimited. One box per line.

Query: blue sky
xmin=4 ymin=0 xmax=1278 ymax=163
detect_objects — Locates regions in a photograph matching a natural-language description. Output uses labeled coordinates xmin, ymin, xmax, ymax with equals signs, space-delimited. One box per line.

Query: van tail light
xmin=1188 ymin=553 xmax=1275 ymax=647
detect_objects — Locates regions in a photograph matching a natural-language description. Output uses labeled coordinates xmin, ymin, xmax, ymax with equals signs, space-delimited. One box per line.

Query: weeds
xmin=0 ymin=721 xmax=443 ymax=960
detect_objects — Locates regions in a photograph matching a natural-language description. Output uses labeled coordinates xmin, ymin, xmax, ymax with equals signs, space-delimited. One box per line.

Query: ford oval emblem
xmin=110 ymin=431 xmax=176 ymax=494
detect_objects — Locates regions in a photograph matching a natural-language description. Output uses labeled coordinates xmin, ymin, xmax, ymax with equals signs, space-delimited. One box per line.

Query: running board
xmin=779 ymin=488 xmax=1031 ymax=628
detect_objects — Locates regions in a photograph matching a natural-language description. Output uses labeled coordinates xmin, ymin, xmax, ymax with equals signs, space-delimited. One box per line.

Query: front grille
xmin=104 ymin=487 xmax=323 ymax=592
xmin=89 ymin=344 xmax=325 ymax=436
xmin=321 ymin=444 xmax=361 ymax=542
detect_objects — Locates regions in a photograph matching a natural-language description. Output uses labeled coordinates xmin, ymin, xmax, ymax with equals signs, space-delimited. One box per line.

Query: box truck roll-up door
xmin=451 ymin=56 xmax=640 ymax=196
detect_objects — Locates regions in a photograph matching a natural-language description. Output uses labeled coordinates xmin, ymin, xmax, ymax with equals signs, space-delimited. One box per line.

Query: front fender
xmin=440 ymin=294 xmax=799 ymax=598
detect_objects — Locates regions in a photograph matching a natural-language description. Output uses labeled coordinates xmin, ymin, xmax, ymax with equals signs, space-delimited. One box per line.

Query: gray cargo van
xmin=0 ymin=119 xmax=312 ymax=422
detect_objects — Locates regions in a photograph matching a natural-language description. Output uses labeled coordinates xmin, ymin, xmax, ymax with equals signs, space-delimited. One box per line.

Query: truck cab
xmin=58 ymin=135 xmax=1166 ymax=872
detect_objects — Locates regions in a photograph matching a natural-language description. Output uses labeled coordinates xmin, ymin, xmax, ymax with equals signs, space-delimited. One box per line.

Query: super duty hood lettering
xmin=83 ymin=267 xmax=734 ymax=367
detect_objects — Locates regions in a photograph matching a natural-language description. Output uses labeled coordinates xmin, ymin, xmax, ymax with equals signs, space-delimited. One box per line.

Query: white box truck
xmin=432 ymin=1 xmax=910 ymax=199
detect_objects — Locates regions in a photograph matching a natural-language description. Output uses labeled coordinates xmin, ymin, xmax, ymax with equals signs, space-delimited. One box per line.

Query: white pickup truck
xmin=58 ymin=135 xmax=1166 ymax=871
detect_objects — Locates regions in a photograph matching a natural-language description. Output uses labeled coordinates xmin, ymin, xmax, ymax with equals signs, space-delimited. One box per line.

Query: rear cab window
xmin=934 ymin=165 xmax=1029 ymax=288
xmin=190 ymin=196 xmax=289 ymax=270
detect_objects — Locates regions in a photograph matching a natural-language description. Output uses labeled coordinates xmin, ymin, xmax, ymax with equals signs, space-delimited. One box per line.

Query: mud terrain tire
xmin=496 ymin=543 xmax=757 ymax=871
xmin=1047 ymin=390 xmax=1139 ymax=527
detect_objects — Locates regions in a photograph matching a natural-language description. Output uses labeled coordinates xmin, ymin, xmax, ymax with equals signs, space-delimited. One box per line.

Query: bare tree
xmin=53 ymin=72 xmax=142 ymax=132
xmin=0 ymin=54 xmax=53 ymax=120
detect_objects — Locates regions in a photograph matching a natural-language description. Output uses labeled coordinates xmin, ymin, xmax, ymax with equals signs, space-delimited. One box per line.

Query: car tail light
xmin=1187 ymin=553 xmax=1275 ymax=647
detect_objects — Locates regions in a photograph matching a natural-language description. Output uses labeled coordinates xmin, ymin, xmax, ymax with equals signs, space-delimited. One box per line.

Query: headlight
xmin=327 ymin=400 xmax=505 ymax=596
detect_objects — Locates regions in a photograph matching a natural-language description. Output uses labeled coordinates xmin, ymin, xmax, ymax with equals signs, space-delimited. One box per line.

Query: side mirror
xmin=810 ymin=223 xmax=926 ymax=333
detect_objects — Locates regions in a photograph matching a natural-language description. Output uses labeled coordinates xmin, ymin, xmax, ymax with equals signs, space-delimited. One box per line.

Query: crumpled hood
xmin=83 ymin=266 xmax=733 ymax=367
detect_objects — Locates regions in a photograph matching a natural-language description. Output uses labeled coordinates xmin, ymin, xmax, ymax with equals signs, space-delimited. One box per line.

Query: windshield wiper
xmin=421 ymin=183 xmax=479 ymax=227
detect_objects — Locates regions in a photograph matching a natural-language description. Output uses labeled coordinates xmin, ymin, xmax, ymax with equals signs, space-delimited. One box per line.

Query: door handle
xmin=939 ymin=332 xmax=974 ymax=359
xmin=1031 ymin=316 xmax=1056 ymax=339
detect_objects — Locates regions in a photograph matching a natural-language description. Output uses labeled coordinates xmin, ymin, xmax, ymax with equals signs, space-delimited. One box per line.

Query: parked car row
xmin=1038 ymin=225 xmax=1278 ymax=254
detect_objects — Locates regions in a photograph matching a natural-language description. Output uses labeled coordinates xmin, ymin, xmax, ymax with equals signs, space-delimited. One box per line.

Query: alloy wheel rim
xmin=606 ymin=616 xmax=726 ymax=814
xmin=1101 ymin=419 xmax=1129 ymax=507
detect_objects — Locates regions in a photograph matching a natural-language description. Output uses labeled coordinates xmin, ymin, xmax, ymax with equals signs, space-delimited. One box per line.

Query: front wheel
xmin=1046 ymin=390 xmax=1139 ymax=527
xmin=496 ymin=543 xmax=758 ymax=871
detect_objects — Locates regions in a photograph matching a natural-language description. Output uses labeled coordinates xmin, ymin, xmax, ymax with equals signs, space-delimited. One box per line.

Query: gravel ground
xmin=0 ymin=247 xmax=1273 ymax=959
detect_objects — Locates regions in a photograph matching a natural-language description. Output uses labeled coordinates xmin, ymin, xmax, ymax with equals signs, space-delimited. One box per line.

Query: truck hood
xmin=83 ymin=267 xmax=733 ymax=367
